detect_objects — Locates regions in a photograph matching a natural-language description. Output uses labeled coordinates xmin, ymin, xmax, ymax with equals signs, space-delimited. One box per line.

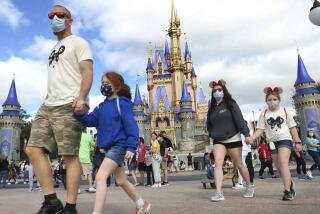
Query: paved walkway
xmin=0 ymin=171 xmax=319 ymax=214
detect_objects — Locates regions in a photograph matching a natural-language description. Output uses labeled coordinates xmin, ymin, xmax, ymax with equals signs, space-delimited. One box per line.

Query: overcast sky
xmin=0 ymin=0 xmax=319 ymax=120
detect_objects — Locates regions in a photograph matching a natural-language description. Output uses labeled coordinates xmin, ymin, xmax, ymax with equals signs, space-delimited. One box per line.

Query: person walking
xmin=305 ymin=129 xmax=320 ymax=178
xmin=137 ymin=137 xmax=148 ymax=186
xmin=150 ymin=132 xmax=161 ymax=188
xmin=158 ymin=134 xmax=169 ymax=186
xmin=25 ymin=4 xmax=94 ymax=214
xmin=206 ymin=79 xmax=254 ymax=202
xmin=0 ymin=155 xmax=9 ymax=189
xmin=252 ymin=87 xmax=301 ymax=201
xmin=79 ymin=130 xmax=96 ymax=193
xmin=74 ymin=71 xmax=151 ymax=214
xmin=258 ymin=138 xmax=275 ymax=179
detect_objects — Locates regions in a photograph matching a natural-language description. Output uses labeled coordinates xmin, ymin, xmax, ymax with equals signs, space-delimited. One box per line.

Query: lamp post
xmin=309 ymin=0 xmax=320 ymax=26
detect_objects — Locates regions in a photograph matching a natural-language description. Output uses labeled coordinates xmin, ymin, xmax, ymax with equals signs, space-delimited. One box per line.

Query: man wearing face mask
xmin=25 ymin=4 xmax=93 ymax=214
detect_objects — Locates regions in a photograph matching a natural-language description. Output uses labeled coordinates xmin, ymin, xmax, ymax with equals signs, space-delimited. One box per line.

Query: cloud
xmin=45 ymin=0 xmax=320 ymax=116
xmin=22 ymin=36 xmax=56 ymax=60
xmin=0 ymin=0 xmax=26 ymax=29
xmin=0 ymin=57 xmax=47 ymax=115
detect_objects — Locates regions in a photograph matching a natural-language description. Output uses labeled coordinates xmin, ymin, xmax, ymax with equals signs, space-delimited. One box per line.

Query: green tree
xmin=19 ymin=109 xmax=32 ymax=160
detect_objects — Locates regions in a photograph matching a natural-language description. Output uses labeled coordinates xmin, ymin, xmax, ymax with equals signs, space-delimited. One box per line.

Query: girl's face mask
xmin=266 ymin=97 xmax=280 ymax=110
xmin=100 ymin=83 xmax=114 ymax=98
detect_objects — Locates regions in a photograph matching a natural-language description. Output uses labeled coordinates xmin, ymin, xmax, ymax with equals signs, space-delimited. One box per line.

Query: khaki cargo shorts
xmin=28 ymin=103 xmax=83 ymax=155
xmin=81 ymin=163 xmax=93 ymax=176
xmin=161 ymin=159 xmax=168 ymax=170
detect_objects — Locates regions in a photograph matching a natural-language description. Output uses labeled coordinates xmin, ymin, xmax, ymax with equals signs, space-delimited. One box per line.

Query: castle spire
xmin=170 ymin=0 xmax=176 ymax=24
xmin=134 ymin=84 xmax=144 ymax=105
xmin=295 ymin=52 xmax=315 ymax=86
xmin=184 ymin=41 xmax=190 ymax=60
xmin=191 ymin=67 xmax=197 ymax=77
xmin=165 ymin=40 xmax=170 ymax=55
xmin=198 ymin=85 xmax=206 ymax=104
xmin=146 ymin=57 xmax=153 ymax=70
xmin=3 ymin=78 xmax=21 ymax=107
xmin=180 ymin=80 xmax=191 ymax=102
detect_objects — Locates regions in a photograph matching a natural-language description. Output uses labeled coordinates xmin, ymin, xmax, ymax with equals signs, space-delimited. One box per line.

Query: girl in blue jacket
xmin=74 ymin=71 xmax=151 ymax=214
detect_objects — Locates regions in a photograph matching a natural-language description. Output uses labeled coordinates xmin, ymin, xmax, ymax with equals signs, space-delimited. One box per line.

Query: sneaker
xmin=158 ymin=183 xmax=162 ymax=188
xmin=259 ymin=176 xmax=264 ymax=179
xmin=136 ymin=201 xmax=151 ymax=214
xmin=162 ymin=182 xmax=169 ymax=186
xmin=151 ymin=184 xmax=158 ymax=188
xmin=307 ymin=170 xmax=313 ymax=178
xmin=232 ymin=183 xmax=245 ymax=189
xmin=211 ymin=192 xmax=225 ymax=202
xmin=28 ymin=188 xmax=33 ymax=192
xmin=243 ymin=185 xmax=254 ymax=198
xmin=77 ymin=189 xmax=81 ymax=194
xmin=36 ymin=199 xmax=64 ymax=214
xmin=282 ymin=190 xmax=294 ymax=201
xmin=88 ymin=187 xmax=96 ymax=193
xmin=290 ymin=181 xmax=296 ymax=197
xmin=272 ymin=175 xmax=278 ymax=179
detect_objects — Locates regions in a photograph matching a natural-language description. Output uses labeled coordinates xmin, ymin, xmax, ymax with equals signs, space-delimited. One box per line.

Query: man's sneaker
xmin=151 ymin=184 xmax=158 ymax=188
xmin=307 ymin=170 xmax=313 ymax=178
xmin=210 ymin=193 xmax=225 ymax=202
xmin=232 ymin=183 xmax=244 ymax=189
xmin=136 ymin=201 xmax=151 ymax=214
xmin=259 ymin=176 xmax=264 ymax=179
xmin=36 ymin=199 xmax=64 ymax=214
xmin=282 ymin=190 xmax=294 ymax=201
xmin=290 ymin=181 xmax=296 ymax=197
xmin=243 ymin=185 xmax=254 ymax=198
xmin=88 ymin=187 xmax=96 ymax=193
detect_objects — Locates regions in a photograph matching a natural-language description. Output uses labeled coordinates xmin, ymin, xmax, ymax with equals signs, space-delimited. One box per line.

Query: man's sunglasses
xmin=48 ymin=12 xmax=70 ymax=19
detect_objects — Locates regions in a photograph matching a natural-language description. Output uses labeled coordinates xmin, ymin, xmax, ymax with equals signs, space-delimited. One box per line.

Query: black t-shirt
xmin=160 ymin=140 xmax=168 ymax=157
xmin=187 ymin=154 xmax=192 ymax=163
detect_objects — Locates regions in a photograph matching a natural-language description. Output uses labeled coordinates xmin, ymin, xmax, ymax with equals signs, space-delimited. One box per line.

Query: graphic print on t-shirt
xmin=48 ymin=45 xmax=65 ymax=68
xmin=267 ymin=116 xmax=284 ymax=130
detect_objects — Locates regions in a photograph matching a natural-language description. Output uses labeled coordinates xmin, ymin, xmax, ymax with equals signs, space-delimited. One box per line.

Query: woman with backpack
xmin=252 ymin=87 xmax=301 ymax=201
xmin=74 ymin=71 xmax=151 ymax=214
xmin=206 ymin=80 xmax=254 ymax=201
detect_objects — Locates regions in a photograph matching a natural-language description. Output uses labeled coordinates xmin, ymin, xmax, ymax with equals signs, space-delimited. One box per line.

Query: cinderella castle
xmin=0 ymin=77 xmax=22 ymax=161
xmin=132 ymin=1 xmax=209 ymax=152
xmin=293 ymin=52 xmax=320 ymax=141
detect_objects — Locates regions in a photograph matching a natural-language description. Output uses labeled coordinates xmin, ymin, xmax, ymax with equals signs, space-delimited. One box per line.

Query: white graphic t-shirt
xmin=45 ymin=35 xmax=93 ymax=106
xmin=257 ymin=107 xmax=296 ymax=143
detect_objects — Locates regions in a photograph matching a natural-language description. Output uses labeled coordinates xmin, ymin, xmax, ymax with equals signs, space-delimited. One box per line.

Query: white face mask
xmin=267 ymin=99 xmax=280 ymax=110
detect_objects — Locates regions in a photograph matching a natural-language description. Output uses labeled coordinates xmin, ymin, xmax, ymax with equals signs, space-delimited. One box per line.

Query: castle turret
xmin=133 ymin=84 xmax=147 ymax=138
xmin=179 ymin=81 xmax=195 ymax=140
xmin=293 ymin=51 xmax=320 ymax=141
xmin=0 ymin=78 xmax=23 ymax=161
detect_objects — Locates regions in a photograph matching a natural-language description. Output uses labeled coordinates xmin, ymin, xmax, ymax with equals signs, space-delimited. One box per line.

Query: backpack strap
xmin=116 ymin=96 xmax=121 ymax=116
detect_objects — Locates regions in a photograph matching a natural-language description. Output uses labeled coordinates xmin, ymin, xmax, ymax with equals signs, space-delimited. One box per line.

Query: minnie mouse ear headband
xmin=209 ymin=79 xmax=226 ymax=88
xmin=263 ymin=87 xmax=283 ymax=95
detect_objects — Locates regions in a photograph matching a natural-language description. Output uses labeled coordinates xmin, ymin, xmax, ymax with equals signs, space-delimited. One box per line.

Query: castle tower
xmin=293 ymin=51 xmax=320 ymax=141
xmin=168 ymin=0 xmax=184 ymax=107
xmin=0 ymin=78 xmax=22 ymax=161
xmin=133 ymin=84 xmax=147 ymax=139
xmin=178 ymin=81 xmax=195 ymax=140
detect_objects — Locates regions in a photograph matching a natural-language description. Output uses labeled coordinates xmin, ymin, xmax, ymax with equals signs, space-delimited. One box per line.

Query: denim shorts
xmin=269 ymin=140 xmax=293 ymax=154
xmin=105 ymin=146 xmax=126 ymax=167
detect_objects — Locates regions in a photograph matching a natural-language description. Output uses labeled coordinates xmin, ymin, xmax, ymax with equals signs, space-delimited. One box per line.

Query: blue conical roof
xmin=134 ymin=84 xmax=144 ymax=105
xmin=191 ymin=67 xmax=197 ymax=77
xmin=146 ymin=58 xmax=153 ymax=70
xmin=180 ymin=81 xmax=191 ymax=102
xmin=165 ymin=40 xmax=170 ymax=55
xmin=3 ymin=79 xmax=20 ymax=107
xmin=295 ymin=54 xmax=315 ymax=86
xmin=198 ymin=87 xmax=206 ymax=104
xmin=184 ymin=42 xmax=190 ymax=59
